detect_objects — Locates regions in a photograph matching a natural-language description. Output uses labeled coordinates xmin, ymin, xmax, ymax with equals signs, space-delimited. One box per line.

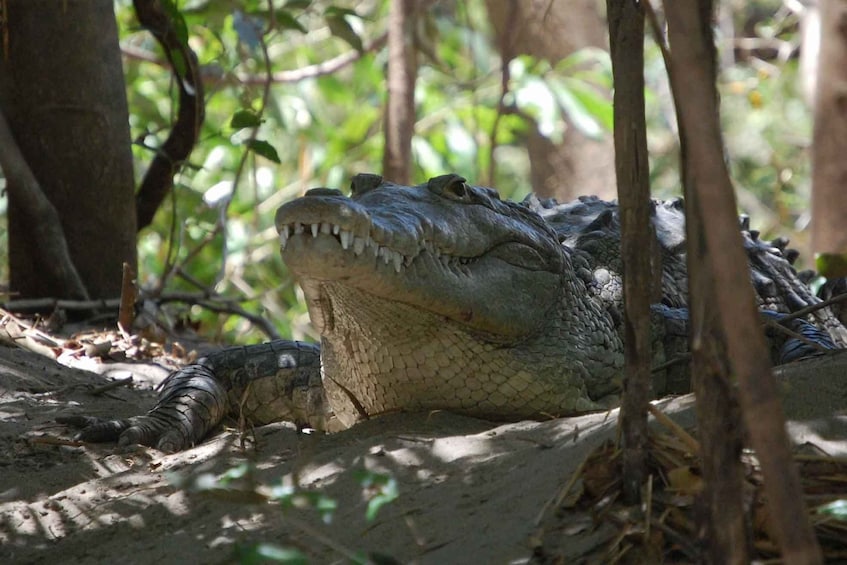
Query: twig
xmin=119 ymin=262 xmax=137 ymax=332
xmin=90 ymin=376 xmax=134 ymax=396
xmin=215 ymin=14 xmax=278 ymax=288
xmin=533 ymin=451 xmax=590 ymax=526
xmin=0 ymin=308 xmax=64 ymax=358
xmin=3 ymin=297 xmax=122 ymax=313
xmin=762 ymin=317 xmax=832 ymax=355
xmin=651 ymin=352 xmax=691 ymax=373
xmin=157 ymin=291 xmax=281 ymax=340
xmin=648 ymin=517 xmax=700 ymax=560
xmin=121 ymin=34 xmax=388 ymax=86
xmin=775 ymin=292 xmax=847 ymax=324
xmin=282 ymin=513 xmax=376 ymax=564
xmin=642 ymin=0 xmax=671 ymax=67
xmin=251 ymin=33 xmax=387 ymax=84
xmin=644 ymin=473 xmax=653 ymax=544
xmin=647 ymin=403 xmax=700 ymax=454
xmin=28 ymin=436 xmax=86 ymax=447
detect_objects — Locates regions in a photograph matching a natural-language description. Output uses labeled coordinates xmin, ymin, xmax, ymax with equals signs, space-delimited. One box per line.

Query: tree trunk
xmin=486 ymin=0 xmax=616 ymax=200
xmin=0 ymin=0 xmax=136 ymax=300
xmin=665 ymin=1 xmax=822 ymax=561
xmin=607 ymin=0 xmax=653 ymax=505
xmin=811 ymin=0 xmax=847 ymax=277
xmin=382 ymin=0 xmax=418 ymax=185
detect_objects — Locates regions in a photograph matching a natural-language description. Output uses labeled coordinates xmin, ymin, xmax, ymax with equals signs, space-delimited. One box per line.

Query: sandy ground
xmin=1 ymin=344 xmax=846 ymax=564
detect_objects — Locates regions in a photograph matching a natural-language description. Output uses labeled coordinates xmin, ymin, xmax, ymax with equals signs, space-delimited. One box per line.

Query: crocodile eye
xmin=429 ymin=174 xmax=471 ymax=202
xmin=350 ymin=173 xmax=384 ymax=195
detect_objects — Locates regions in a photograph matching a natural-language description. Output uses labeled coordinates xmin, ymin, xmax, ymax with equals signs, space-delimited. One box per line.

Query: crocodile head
xmin=275 ymin=174 xmax=609 ymax=426
xmin=276 ymin=174 xmax=565 ymax=340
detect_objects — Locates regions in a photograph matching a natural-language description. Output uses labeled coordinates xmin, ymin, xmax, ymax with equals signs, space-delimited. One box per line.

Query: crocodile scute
xmin=62 ymin=174 xmax=846 ymax=451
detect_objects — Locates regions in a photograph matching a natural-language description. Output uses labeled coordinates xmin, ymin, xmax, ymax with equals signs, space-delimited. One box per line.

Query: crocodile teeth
xmin=353 ymin=236 xmax=366 ymax=256
xmin=339 ymin=230 xmax=352 ymax=250
xmin=279 ymin=226 xmax=290 ymax=249
xmin=281 ymin=221 xmax=415 ymax=274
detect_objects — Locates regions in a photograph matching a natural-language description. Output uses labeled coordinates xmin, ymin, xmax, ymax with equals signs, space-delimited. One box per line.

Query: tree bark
xmin=811 ymin=0 xmax=847 ymax=276
xmin=382 ymin=0 xmax=418 ymax=185
xmin=486 ymin=0 xmax=616 ymax=200
xmin=0 ymin=0 xmax=136 ymax=300
xmin=664 ymin=1 xmax=822 ymax=562
xmin=607 ymin=0 xmax=653 ymax=505
xmin=0 ymin=109 xmax=89 ymax=300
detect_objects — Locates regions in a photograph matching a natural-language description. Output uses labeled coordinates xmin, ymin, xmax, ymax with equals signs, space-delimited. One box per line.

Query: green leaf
xmin=512 ymin=75 xmax=563 ymax=143
xmin=218 ymin=462 xmax=252 ymax=484
xmin=562 ymin=77 xmax=613 ymax=132
xmin=557 ymin=47 xmax=612 ymax=76
xmin=324 ymin=6 xmax=360 ymax=18
xmin=816 ymin=253 xmax=847 ymax=278
xmin=277 ymin=10 xmax=308 ymax=33
xmin=354 ymin=470 xmax=399 ymax=522
xmin=817 ymin=499 xmax=847 ymax=521
xmin=412 ymin=137 xmax=448 ymax=175
xmin=233 ymin=543 xmax=309 ymax=565
xmin=231 ymin=110 xmax=263 ymax=129
xmin=548 ymin=77 xmax=603 ymax=139
xmin=325 ymin=14 xmax=363 ymax=52
xmin=284 ymin=0 xmax=312 ymax=8
xmin=245 ymin=139 xmax=281 ymax=163
xmin=271 ymin=485 xmax=338 ymax=524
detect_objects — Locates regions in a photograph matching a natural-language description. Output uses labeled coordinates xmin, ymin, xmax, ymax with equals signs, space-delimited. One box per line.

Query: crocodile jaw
xmin=310 ymin=283 xmax=603 ymax=427
xmin=276 ymin=177 xmax=565 ymax=340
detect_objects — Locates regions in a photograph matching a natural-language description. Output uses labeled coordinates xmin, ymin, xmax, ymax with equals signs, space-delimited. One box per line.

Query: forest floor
xmin=1 ymin=335 xmax=847 ymax=564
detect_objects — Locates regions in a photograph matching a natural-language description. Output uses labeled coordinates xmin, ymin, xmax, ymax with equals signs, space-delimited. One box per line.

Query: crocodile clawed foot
xmin=57 ymin=412 xmax=202 ymax=453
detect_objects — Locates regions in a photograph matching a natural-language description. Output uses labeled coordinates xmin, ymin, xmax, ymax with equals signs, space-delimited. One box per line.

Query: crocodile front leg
xmin=60 ymin=340 xmax=326 ymax=452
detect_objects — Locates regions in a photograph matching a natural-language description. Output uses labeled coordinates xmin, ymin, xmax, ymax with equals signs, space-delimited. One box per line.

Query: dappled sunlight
xmin=786 ymin=418 xmax=847 ymax=456
xmin=0 ymin=425 xmax=255 ymax=554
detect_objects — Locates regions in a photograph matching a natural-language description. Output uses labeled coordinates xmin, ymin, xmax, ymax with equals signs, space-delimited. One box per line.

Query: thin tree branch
xmin=120 ymin=33 xmax=388 ymax=86
xmin=382 ymin=0 xmax=418 ymax=184
xmin=664 ymin=1 xmax=823 ymax=562
xmin=607 ymin=0 xmax=653 ymax=505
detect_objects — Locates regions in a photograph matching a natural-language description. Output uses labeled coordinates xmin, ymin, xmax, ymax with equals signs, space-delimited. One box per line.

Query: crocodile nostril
xmin=305 ymin=187 xmax=344 ymax=197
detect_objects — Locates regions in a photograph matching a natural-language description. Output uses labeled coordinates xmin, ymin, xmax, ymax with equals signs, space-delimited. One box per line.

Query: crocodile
xmin=60 ymin=174 xmax=846 ymax=452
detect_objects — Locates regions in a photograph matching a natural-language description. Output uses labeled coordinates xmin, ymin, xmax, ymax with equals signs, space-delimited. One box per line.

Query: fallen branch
xmin=0 ymin=308 xmax=63 ymax=359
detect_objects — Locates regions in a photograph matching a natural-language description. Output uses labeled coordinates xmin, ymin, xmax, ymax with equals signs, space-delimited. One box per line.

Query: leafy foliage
xmin=116 ymin=0 xmax=593 ymax=343
xmin=165 ymin=458 xmax=400 ymax=563
xmin=0 ymin=1 xmax=817 ymax=339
